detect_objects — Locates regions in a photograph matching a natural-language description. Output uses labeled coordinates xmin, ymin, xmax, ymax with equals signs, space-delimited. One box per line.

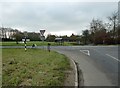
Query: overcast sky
xmin=0 ymin=0 xmax=118 ymax=36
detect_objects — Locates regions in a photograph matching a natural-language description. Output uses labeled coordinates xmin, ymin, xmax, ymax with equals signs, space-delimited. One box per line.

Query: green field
xmin=2 ymin=48 xmax=70 ymax=86
xmin=0 ymin=49 xmax=1 ymax=87
xmin=0 ymin=41 xmax=75 ymax=46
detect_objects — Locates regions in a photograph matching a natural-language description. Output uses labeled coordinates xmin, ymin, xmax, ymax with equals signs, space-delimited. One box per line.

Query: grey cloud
xmin=0 ymin=2 xmax=118 ymax=35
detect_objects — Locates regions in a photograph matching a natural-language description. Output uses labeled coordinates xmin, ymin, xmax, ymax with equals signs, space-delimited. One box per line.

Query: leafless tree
xmin=108 ymin=12 xmax=118 ymax=38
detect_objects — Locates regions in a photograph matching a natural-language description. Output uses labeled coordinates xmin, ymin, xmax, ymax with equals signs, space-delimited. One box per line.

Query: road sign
xmin=40 ymin=30 xmax=45 ymax=41
xmin=40 ymin=30 xmax=45 ymax=36
xmin=39 ymin=30 xmax=46 ymax=49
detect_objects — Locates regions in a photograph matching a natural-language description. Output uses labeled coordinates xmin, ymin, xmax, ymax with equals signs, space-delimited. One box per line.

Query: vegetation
xmin=81 ymin=12 xmax=119 ymax=45
xmin=2 ymin=48 xmax=70 ymax=86
xmin=0 ymin=41 xmax=74 ymax=46
xmin=0 ymin=49 xmax=1 ymax=87
xmin=1 ymin=11 xmax=119 ymax=45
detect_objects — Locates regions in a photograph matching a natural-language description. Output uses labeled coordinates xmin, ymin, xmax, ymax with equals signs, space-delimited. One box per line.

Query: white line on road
xmin=80 ymin=50 xmax=90 ymax=56
xmin=106 ymin=54 xmax=120 ymax=62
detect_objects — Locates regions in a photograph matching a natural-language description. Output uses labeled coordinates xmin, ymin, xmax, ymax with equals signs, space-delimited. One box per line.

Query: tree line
xmin=1 ymin=11 xmax=119 ymax=45
xmin=82 ymin=12 xmax=119 ymax=45
xmin=46 ymin=12 xmax=120 ymax=45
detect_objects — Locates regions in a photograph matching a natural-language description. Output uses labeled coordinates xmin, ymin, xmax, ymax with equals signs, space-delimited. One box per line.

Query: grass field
xmin=0 ymin=41 xmax=75 ymax=46
xmin=0 ymin=48 xmax=2 ymax=87
xmin=2 ymin=48 xmax=70 ymax=86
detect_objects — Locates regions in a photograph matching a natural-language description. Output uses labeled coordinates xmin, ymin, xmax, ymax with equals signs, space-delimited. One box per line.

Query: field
xmin=2 ymin=48 xmax=70 ymax=86
xmin=0 ymin=48 xmax=1 ymax=87
xmin=0 ymin=41 xmax=77 ymax=46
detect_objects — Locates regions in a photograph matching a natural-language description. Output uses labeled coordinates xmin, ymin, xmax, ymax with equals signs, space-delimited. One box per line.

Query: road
xmin=51 ymin=46 xmax=119 ymax=86
xmin=1 ymin=45 xmax=119 ymax=86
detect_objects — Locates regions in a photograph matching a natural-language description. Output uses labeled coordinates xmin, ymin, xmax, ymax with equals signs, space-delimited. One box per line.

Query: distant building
xmin=55 ymin=38 xmax=64 ymax=45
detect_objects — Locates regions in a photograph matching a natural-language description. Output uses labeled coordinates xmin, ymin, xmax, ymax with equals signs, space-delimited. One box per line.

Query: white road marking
xmin=80 ymin=50 xmax=90 ymax=56
xmin=106 ymin=54 xmax=120 ymax=62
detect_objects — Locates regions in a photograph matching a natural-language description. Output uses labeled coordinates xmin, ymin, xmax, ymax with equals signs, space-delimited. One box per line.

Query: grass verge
xmin=2 ymin=48 xmax=70 ymax=86
xmin=0 ymin=48 xmax=2 ymax=87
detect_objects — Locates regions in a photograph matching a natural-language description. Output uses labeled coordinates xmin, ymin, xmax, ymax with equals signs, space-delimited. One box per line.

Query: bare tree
xmin=108 ymin=12 xmax=118 ymax=39
xmin=90 ymin=19 xmax=106 ymax=44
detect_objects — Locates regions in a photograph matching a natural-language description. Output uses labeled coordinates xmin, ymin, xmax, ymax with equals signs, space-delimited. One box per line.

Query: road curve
xmin=51 ymin=46 xmax=118 ymax=86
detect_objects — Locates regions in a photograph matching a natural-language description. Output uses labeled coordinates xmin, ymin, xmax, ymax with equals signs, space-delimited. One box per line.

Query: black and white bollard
xmin=25 ymin=43 xmax=27 ymax=51
xmin=24 ymin=37 xmax=27 ymax=51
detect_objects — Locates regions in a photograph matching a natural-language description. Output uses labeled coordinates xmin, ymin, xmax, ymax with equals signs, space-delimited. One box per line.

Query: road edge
xmin=71 ymin=59 xmax=84 ymax=87
xmin=52 ymin=50 xmax=84 ymax=87
xmin=54 ymin=50 xmax=79 ymax=87
xmin=75 ymin=62 xmax=84 ymax=87
xmin=70 ymin=59 xmax=78 ymax=87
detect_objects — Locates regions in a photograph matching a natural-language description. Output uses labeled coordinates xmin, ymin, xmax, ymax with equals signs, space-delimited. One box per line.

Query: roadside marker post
xmin=47 ymin=43 xmax=51 ymax=52
xmin=24 ymin=37 xmax=27 ymax=51
xmin=24 ymin=32 xmax=27 ymax=52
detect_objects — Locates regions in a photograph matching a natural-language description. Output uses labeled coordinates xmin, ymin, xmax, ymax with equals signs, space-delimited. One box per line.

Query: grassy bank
xmin=2 ymin=48 xmax=70 ymax=86
xmin=1 ymin=41 xmax=74 ymax=46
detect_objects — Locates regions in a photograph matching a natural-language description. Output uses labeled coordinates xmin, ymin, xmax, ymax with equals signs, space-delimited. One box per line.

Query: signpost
xmin=40 ymin=30 xmax=45 ymax=49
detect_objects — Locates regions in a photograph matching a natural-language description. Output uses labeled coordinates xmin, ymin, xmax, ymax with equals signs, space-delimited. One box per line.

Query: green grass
xmin=0 ymin=49 xmax=2 ymax=87
xmin=2 ymin=48 xmax=70 ymax=86
xmin=1 ymin=41 xmax=74 ymax=46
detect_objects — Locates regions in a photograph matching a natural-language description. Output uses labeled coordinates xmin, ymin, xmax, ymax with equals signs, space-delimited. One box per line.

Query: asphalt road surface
xmin=1 ymin=45 xmax=119 ymax=86
xmin=51 ymin=46 xmax=119 ymax=86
